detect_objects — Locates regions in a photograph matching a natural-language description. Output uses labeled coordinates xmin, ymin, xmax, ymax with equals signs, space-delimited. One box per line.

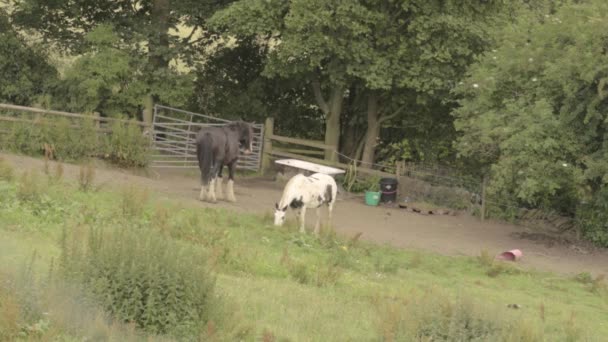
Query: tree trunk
xmin=143 ymin=94 xmax=154 ymax=125
xmin=361 ymin=93 xmax=381 ymax=166
xmin=341 ymin=120 xmax=357 ymax=159
xmin=312 ymin=78 xmax=344 ymax=162
xmin=149 ymin=0 xmax=170 ymax=70
xmin=324 ymin=85 xmax=344 ymax=161
xmin=144 ymin=0 xmax=170 ymax=124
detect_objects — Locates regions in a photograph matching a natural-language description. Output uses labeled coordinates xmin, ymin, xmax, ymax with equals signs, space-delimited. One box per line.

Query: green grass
xmin=1 ymin=157 xmax=607 ymax=341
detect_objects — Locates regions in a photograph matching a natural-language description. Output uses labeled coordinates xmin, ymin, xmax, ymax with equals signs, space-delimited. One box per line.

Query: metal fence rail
xmin=149 ymin=105 xmax=264 ymax=171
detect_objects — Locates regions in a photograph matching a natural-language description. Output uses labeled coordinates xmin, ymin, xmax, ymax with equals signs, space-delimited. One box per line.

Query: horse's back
xmin=308 ymin=173 xmax=338 ymax=204
xmin=309 ymin=173 xmax=337 ymax=188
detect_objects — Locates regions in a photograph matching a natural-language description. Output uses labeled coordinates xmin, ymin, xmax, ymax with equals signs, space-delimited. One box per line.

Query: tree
xmin=452 ymin=0 xmax=608 ymax=222
xmin=354 ymin=0 xmax=514 ymax=165
xmin=11 ymin=0 xmax=233 ymax=121
xmin=0 ymin=9 xmax=57 ymax=106
xmin=209 ymin=0 xmax=510 ymax=162
xmin=191 ymin=37 xmax=323 ymax=138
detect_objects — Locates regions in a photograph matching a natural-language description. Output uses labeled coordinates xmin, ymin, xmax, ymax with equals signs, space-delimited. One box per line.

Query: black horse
xmin=195 ymin=121 xmax=253 ymax=203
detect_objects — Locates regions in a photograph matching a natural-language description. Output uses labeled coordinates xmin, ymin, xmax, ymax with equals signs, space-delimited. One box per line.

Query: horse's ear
xmin=275 ymin=202 xmax=278 ymax=210
xmin=282 ymin=205 xmax=288 ymax=212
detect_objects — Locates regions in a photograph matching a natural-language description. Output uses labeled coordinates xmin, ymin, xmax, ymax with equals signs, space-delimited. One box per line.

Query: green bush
xmin=4 ymin=121 xmax=45 ymax=155
xmin=60 ymin=225 xmax=216 ymax=338
xmin=1 ymin=115 xmax=150 ymax=168
xmin=47 ymin=117 xmax=99 ymax=161
xmin=103 ymin=120 xmax=149 ymax=168
xmin=376 ymin=289 xmax=543 ymax=341
xmin=577 ymin=187 xmax=608 ymax=248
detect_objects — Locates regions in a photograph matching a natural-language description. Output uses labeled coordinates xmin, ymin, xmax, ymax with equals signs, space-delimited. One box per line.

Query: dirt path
xmin=4 ymin=152 xmax=608 ymax=277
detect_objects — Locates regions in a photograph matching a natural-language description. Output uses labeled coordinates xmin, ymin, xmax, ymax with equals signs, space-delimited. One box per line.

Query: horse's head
xmin=274 ymin=202 xmax=288 ymax=226
xmin=234 ymin=121 xmax=254 ymax=155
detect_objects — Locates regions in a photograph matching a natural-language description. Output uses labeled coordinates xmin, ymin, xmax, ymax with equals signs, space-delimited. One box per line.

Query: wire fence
xmin=330 ymin=149 xmax=579 ymax=235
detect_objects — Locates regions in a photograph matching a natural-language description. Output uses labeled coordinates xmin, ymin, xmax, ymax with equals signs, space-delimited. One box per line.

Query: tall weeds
xmin=78 ymin=162 xmax=96 ymax=192
xmin=1 ymin=116 xmax=149 ymax=167
xmin=374 ymin=288 xmax=545 ymax=341
xmin=120 ymin=185 xmax=149 ymax=218
xmin=0 ymin=157 xmax=14 ymax=181
xmin=59 ymin=225 xmax=216 ymax=338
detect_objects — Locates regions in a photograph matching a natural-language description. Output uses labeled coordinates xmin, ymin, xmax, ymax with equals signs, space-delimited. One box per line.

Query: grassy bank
xmin=0 ymin=157 xmax=607 ymax=341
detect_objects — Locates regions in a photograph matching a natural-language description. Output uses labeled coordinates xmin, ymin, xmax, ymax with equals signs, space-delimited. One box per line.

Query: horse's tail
xmin=196 ymin=132 xmax=214 ymax=185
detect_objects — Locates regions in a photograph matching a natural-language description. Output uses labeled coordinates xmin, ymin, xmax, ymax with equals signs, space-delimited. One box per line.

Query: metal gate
xmin=149 ymin=105 xmax=264 ymax=171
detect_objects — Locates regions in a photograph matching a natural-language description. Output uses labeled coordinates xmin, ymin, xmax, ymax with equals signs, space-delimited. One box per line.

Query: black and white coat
xmin=274 ymin=173 xmax=338 ymax=236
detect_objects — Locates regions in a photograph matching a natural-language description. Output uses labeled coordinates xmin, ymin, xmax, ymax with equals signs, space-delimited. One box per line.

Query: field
xmin=1 ymin=154 xmax=608 ymax=341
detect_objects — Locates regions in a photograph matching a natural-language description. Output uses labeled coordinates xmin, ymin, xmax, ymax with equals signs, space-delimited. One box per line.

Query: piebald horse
xmin=195 ymin=121 xmax=253 ymax=203
xmin=274 ymin=173 xmax=337 ymax=236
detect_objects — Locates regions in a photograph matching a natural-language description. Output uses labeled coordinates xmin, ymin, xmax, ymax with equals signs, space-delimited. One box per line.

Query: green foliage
xmin=339 ymin=170 xmax=380 ymax=193
xmin=0 ymin=10 xmax=58 ymax=106
xmin=103 ymin=120 xmax=150 ymax=168
xmin=453 ymin=0 xmax=608 ymax=232
xmin=2 ymin=117 xmax=149 ymax=167
xmin=1 ymin=167 xmax=606 ymax=341
xmin=375 ymin=288 xmax=542 ymax=341
xmin=210 ymin=0 xmax=512 ymax=164
xmin=192 ymin=38 xmax=323 ymax=139
xmin=52 ymin=25 xmax=148 ymax=118
xmin=120 ymin=186 xmax=149 ymax=218
xmin=16 ymin=171 xmax=44 ymax=204
xmin=60 ymin=225 xmax=216 ymax=337
xmin=577 ymin=187 xmax=608 ymax=247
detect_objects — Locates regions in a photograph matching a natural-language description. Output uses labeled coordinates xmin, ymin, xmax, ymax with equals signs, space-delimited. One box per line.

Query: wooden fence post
xmin=261 ymin=117 xmax=274 ymax=173
xmin=481 ymin=175 xmax=488 ymax=221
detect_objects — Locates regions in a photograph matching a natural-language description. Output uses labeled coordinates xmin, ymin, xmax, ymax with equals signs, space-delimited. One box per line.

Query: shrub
xmin=577 ymin=187 xmax=608 ymax=247
xmin=60 ymin=225 xmax=216 ymax=337
xmin=48 ymin=117 xmax=99 ymax=161
xmin=4 ymin=121 xmax=45 ymax=155
xmin=374 ymin=289 xmax=543 ymax=341
xmin=103 ymin=121 xmax=149 ymax=168
xmin=2 ymin=115 xmax=150 ymax=168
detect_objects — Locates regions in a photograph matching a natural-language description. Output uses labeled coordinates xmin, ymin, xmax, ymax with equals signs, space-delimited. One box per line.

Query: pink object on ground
xmin=496 ymin=249 xmax=523 ymax=262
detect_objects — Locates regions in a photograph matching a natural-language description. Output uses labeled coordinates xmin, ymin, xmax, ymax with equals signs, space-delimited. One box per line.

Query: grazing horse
xmin=195 ymin=121 xmax=253 ymax=203
xmin=274 ymin=173 xmax=337 ymax=236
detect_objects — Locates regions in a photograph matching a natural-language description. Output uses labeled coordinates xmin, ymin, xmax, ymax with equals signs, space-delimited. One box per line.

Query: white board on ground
xmin=274 ymin=159 xmax=345 ymax=176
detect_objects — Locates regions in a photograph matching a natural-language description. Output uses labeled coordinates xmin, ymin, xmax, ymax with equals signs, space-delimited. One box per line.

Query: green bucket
xmin=365 ymin=191 xmax=381 ymax=206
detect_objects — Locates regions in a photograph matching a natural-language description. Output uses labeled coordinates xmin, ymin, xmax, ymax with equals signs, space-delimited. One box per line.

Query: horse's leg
xmin=327 ymin=202 xmax=334 ymax=228
xmin=314 ymin=207 xmax=322 ymax=237
xmin=198 ymin=163 xmax=207 ymax=202
xmin=299 ymin=206 xmax=307 ymax=234
xmin=216 ymin=164 xmax=224 ymax=201
xmin=199 ymin=183 xmax=207 ymax=201
xmin=206 ymin=164 xmax=218 ymax=203
xmin=226 ymin=161 xmax=237 ymax=203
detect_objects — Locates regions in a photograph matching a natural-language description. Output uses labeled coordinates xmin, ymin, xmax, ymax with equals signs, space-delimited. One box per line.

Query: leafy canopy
xmin=210 ymin=0 xmax=509 ymax=94
xmin=453 ymin=0 xmax=608 ymax=211
xmin=0 ymin=9 xmax=57 ymax=105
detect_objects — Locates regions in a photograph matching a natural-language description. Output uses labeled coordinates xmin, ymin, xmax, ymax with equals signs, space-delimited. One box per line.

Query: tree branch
xmin=183 ymin=25 xmax=200 ymax=44
xmin=311 ymin=75 xmax=330 ymax=115
xmin=378 ymin=104 xmax=407 ymax=124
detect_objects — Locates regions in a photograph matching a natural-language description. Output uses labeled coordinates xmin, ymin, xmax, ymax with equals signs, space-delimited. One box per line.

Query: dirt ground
xmin=4 ymin=152 xmax=608 ymax=277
